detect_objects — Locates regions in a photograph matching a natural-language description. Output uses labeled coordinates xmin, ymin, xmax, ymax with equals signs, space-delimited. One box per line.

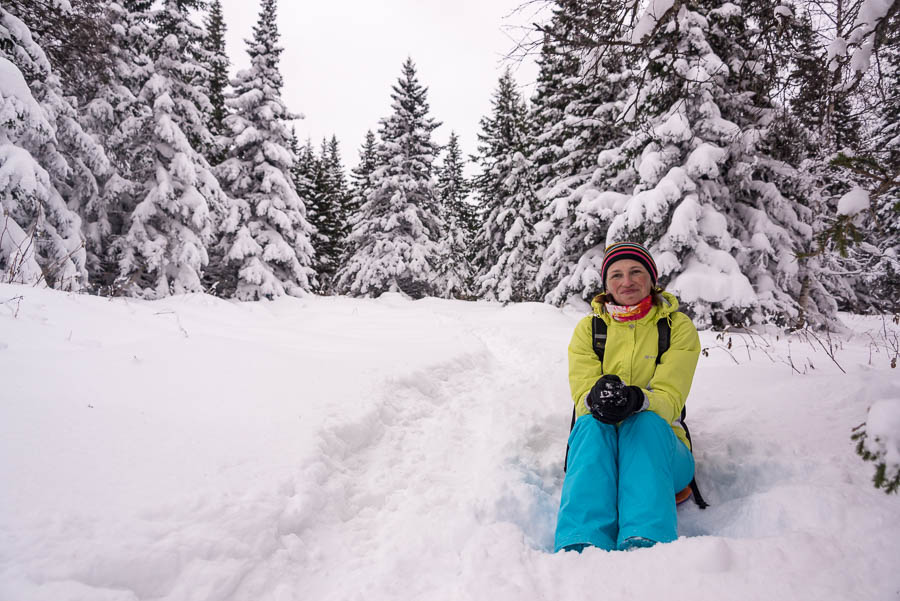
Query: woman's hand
xmin=586 ymin=374 xmax=645 ymax=424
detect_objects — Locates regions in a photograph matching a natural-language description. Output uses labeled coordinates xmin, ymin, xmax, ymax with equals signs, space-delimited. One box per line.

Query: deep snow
xmin=1 ymin=283 xmax=898 ymax=601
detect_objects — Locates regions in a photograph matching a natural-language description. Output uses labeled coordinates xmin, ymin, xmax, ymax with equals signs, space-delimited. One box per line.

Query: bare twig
xmin=784 ymin=338 xmax=803 ymax=375
xmin=800 ymin=327 xmax=847 ymax=374
xmin=154 ymin=310 xmax=190 ymax=338
xmin=1 ymin=295 xmax=24 ymax=318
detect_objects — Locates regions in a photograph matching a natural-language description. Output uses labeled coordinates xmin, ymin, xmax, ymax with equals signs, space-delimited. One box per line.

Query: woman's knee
xmin=617 ymin=411 xmax=679 ymax=462
xmin=570 ymin=414 xmax=617 ymax=446
xmin=620 ymin=410 xmax=669 ymax=439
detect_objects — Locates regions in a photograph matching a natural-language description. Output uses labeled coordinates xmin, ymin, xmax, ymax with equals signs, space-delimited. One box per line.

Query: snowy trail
xmin=1 ymin=285 xmax=899 ymax=601
xmin=282 ymin=304 xmax=570 ymax=600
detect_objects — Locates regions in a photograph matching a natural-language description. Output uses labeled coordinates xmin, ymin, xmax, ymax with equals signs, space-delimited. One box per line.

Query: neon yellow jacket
xmin=568 ymin=291 xmax=701 ymax=450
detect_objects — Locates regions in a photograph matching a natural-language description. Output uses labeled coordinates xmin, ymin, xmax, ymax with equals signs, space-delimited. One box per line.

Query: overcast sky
xmin=220 ymin=0 xmax=547 ymax=168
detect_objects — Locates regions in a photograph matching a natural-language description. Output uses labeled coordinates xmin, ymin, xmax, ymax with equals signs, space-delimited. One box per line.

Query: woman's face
xmin=605 ymin=259 xmax=652 ymax=306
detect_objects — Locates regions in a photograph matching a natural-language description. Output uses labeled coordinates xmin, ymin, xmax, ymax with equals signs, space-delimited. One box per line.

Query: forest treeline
xmin=1 ymin=0 xmax=897 ymax=328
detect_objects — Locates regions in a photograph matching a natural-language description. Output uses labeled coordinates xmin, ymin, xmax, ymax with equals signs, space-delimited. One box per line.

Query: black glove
xmin=586 ymin=374 xmax=645 ymax=424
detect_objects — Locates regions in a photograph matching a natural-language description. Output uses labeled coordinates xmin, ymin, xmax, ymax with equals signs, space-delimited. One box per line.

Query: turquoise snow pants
xmin=554 ymin=411 xmax=694 ymax=552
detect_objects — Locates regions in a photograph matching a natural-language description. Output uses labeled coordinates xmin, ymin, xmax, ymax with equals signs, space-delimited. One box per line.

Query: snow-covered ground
xmin=1 ymin=283 xmax=898 ymax=601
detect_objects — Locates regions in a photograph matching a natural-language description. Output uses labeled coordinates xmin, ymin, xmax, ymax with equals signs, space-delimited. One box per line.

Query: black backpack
xmin=564 ymin=315 xmax=708 ymax=509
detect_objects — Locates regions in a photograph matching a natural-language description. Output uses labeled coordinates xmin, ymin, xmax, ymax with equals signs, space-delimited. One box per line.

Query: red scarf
xmin=606 ymin=295 xmax=653 ymax=322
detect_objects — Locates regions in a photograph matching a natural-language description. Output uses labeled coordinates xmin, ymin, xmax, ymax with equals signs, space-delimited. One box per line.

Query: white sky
xmin=220 ymin=0 xmax=547 ymax=168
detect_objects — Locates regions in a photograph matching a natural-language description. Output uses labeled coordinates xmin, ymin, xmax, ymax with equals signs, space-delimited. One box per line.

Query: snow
xmin=669 ymin=248 xmax=756 ymax=306
xmin=1 ymin=285 xmax=899 ymax=600
xmin=0 ymin=57 xmax=42 ymax=111
xmin=827 ymin=0 xmax=894 ymax=74
xmin=631 ymin=0 xmax=676 ymax=43
xmin=773 ymin=5 xmax=793 ymax=18
xmin=836 ymin=187 xmax=871 ymax=216
xmin=0 ymin=209 xmax=43 ymax=285
xmin=653 ymin=109 xmax=692 ymax=144
xmin=685 ymin=142 xmax=725 ymax=179
xmin=866 ymin=400 xmax=900 ymax=472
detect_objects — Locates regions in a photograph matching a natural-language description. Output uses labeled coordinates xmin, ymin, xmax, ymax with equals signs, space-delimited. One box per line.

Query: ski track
xmin=2 ymin=292 xmax=899 ymax=601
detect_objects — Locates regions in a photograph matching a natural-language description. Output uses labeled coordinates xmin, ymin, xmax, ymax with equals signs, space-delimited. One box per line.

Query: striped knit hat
xmin=601 ymin=242 xmax=658 ymax=289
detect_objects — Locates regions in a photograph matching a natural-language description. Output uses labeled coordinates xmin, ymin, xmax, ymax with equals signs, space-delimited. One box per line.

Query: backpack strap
xmin=679 ymin=417 xmax=710 ymax=509
xmin=592 ymin=316 xmax=608 ymax=362
xmin=656 ymin=318 xmax=669 ymax=363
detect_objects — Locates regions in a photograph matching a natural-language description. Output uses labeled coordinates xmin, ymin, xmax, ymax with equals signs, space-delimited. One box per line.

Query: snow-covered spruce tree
xmin=825 ymin=6 xmax=900 ymax=313
xmin=201 ymin=0 xmax=230 ymax=166
xmin=471 ymin=68 xmax=541 ymax=302
xmin=114 ymin=0 xmax=226 ymax=298
xmin=872 ymin=10 xmax=900 ymax=308
xmin=290 ymin=132 xmax=317 ymax=219
xmin=586 ymin=1 xmax=835 ymax=328
xmin=788 ymin=5 xmax=865 ymax=153
xmin=527 ymin=18 xmax=586 ymax=300
xmin=437 ymin=131 xmax=475 ymax=243
xmin=325 ymin=136 xmax=352 ymax=241
xmin=9 ymin=0 xmax=115 ymax=103
xmin=797 ymin=1 xmax=900 ymax=314
xmin=333 ymin=58 xmax=448 ymax=299
xmin=212 ymin=0 xmax=316 ymax=299
xmin=0 ymin=5 xmax=88 ymax=289
xmin=528 ymin=19 xmax=582 ymax=198
xmin=8 ymin=0 xmax=121 ymax=290
xmin=532 ymin=1 xmax=636 ymax=304
xmin=346 ymin=129 xmax=378 ymax=221
xmin=307 ymin=136 xmax=348 ymax=291
xmin=745 ymin=6 xmax=858 ymax=317
xmin=434 ymin=131 xmax=473 ymax=297
xmin=66 ymin=0 xmax=155 ymax=290
xmin=340 ymin=129 xmax=377 ymax=270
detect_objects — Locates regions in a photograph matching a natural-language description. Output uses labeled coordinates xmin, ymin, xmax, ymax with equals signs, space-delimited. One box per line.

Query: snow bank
xmin=1 ymin=285 xmax=899 ymax=601
xmin=864 ymin=399 xmax=900 ymax=478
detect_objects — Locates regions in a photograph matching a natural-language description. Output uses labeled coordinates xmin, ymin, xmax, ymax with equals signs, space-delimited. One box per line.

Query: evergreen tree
xmin=347 ymin=129 xmax=378 ymax=220
xmin=114 ymin=0 xmax=226 ymax=297
xmin=436 ymin=131 xmax=475 ymax=242
xmin=325 ymin=136 xmax=351 ymax=242
xmin=334 ymin=58 xmax=448 ymax=298
xmin=202 ymin=0 xmax=230 ymax=165
xmin=435 ymin=131 xmax=473 ymax=297
xmin=6 ymin=0 xmax=121 ymax=290
xmin=599 ymin=0 xmax=835 ymax=327
xmin=531 ymin=2 xmax=636 ymax=304
xmin=151 ymin=0 xmax=217 ymax=157
xmin=471 ymin=69 xmax=541 ymax=302
xmin=789 ymin=11 xmax=829 ymax=147
xmin=290 ymin=132 xmax=317 ymax=216
xmin=213 ymin=0 xmax=316 ymax=299
xmin=528 ymin=23 xmax=582 ymax=192
xmin=7 ymin=0 xmax=116 ymax=104
xmin=307 ymin=136 xmax=347 ymax=291
xmin=822 ymin=9 xmax=900 ymax=313
xmin=0 ymin=6 xmax=88 ymax=289
xmin=789 ymin=8 xmax=861 ymax=155
xmin=72 ymin=1 xmax=155 ymax=290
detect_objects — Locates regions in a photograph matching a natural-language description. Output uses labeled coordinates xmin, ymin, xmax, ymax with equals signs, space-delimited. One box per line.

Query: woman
xmin=554 ymin=241 xmax=701 ymax=552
